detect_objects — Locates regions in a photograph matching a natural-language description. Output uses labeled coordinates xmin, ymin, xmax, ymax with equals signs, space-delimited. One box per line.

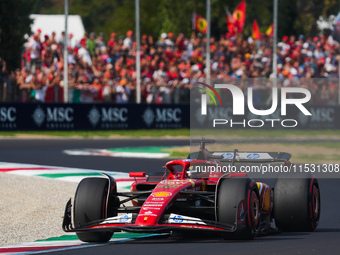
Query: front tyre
xmin=217 ymin=177 xmax=260 ymax=239
xmin=74 ymin=177 xmax=113 ymax=242
xmin=274 ymin=175 xmax=320 ymax=232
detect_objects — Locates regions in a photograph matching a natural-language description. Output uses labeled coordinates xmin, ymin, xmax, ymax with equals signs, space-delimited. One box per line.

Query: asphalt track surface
xmin=1 ymin=139 xmax=339 ymax=255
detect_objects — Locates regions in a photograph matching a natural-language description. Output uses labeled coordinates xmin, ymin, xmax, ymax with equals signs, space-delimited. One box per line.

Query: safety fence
xmin=0 ymin=103 xmax=189 ymax=130
xmin=0 ymin=103 xmax=339 ymax=130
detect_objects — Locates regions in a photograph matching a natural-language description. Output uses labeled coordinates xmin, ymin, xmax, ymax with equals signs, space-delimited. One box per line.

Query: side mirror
xmin=129 ymin=172 xmax=146 ymax=178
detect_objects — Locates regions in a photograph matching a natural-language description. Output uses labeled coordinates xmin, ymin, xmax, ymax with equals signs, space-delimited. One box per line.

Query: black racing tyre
xmin=217 ymin=177 xmax=260 ymax=240
xmin=74 ymin=177 xmax=113 ymax=242
xmin=274 ymin=175 xmax=320 ymax=232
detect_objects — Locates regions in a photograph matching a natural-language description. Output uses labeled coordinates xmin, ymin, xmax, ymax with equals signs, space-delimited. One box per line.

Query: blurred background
xmin=0 ymin=0 xmax=339 ymax=105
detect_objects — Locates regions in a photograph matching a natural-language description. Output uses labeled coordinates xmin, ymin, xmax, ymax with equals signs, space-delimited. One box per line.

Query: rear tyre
xmin=274 ymin=175 xmax=320 ymax=232
xmin=217 ymin=177 xmax=260 ymax=240
xmin=74 ymin=177 xmax=113 ymax=242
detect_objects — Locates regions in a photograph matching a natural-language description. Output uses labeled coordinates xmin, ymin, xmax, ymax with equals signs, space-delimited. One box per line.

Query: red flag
xmin=252 ymin=19 xmax=261 ymax=40
xmin=226 ymin=9 xmax=235 ymax=36
xmin=232 ymin=0 xmax=246 ymax=33
xmin=192 ymin=13 xmax=207 ymax=34
xmin=266 ymin=23 xmax=274 ymax=37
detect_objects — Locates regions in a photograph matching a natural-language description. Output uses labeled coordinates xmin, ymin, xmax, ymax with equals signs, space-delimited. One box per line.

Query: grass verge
xmin=0 ymin=129 xmax=339 ymax=140
xmin=190 ymin=129 xmax=340 ymax=139
xmin=169 ymin=151 xmax=190 ymax=158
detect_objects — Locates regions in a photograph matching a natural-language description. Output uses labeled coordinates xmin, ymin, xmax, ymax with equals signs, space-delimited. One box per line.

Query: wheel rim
xmin=312 ymin=185 xmax=320 ymax=221
xmin=250 ymin=191 xmax=260 ymax=230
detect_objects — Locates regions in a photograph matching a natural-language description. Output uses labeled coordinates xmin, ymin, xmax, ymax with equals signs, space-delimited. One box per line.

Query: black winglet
xmin=62 ymin=198 xmax=73 ymax=231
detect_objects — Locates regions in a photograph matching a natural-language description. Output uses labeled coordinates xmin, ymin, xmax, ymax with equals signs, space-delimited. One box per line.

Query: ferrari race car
xmin=62 ymin=139 xmax=320 ymax=242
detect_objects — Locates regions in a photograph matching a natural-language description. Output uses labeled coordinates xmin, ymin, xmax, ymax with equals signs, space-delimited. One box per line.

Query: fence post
xmin=206 ymin=0 xmax=211 ymax=86
xmin=135 ymin=0 xmax=141 ymax=104
xmin=63 ymin=0 xmax=69 ymax=103
xmin=273 ymin=0 xmax=278 ymax=88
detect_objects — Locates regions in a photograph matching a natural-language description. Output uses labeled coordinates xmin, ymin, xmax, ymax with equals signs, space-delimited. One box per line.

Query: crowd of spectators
xmin=0 ymin=29 xmax=339 ymax=105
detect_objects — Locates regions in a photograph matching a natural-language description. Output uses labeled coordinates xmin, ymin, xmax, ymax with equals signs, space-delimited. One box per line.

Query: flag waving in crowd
xmin=266 ymin=23 xmax=274 ymax=37
xmin=226 ymin=9 xmax=235 ymax=36
xmin=252 ymin=19 xmax=261 ymax=40
xmin=232 ymin=0 xmax=246 ymax=33
xmin=192 ymin=13 xmax=207 ymax=34
xmin=225 ymin=0 xmax=246 ymax=35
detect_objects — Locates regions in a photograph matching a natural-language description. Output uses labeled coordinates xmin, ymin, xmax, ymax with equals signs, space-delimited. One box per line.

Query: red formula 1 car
xmin=62 ymin=139 xmax=320 ymax=242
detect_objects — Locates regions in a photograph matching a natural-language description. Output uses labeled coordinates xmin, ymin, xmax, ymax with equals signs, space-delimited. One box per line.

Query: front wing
xmin=62 ymin=199 xmax=237 ymax=234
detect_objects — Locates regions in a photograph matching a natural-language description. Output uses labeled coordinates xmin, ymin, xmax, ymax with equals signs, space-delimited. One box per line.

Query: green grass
xmin=190 ymin=129 xmax=340 ymax=139
xmin=169 ymin=151 xmax=190 ymax=158
xmin=294 ymin=154 xmax=340 ymax=163
xmin=109 ymin=146 xmax=177 ymax=153
xmin=214 ymin=142 xmax=340 ymax=149
xmin=0 ymin=129 xmax=339 ymax=140
xmin=274 ymin=142 xmax=340 ymax=149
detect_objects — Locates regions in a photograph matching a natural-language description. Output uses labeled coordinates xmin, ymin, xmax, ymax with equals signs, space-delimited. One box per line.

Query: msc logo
xmin=88 ymin=107 xmax=128 ymax=127
xmin=143 ymin=107 xmax=181 ymax=127
xmin=0 ymin=107 xmax=16 ymax=122
xmin=46 ymin=107 xmax=74 ymax=122
xmin=32 ymin=106 xmax=73 ymax=127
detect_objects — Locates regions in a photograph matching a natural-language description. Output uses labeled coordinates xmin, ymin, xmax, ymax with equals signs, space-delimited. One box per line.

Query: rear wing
xmin=190 ymin=139 xmax=291 ymax=163
xmin=211 ymin=151 xmax=291 ymax=163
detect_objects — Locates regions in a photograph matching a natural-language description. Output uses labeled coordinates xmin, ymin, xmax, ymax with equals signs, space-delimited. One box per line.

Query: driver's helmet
xmin=187 ymin=165 xmax=210 ymax=179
